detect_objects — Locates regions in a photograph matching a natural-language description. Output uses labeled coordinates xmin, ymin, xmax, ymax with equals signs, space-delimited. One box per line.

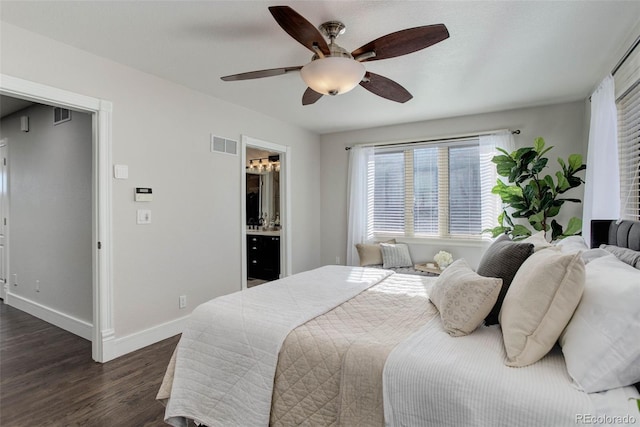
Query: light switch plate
xmin=137 ymin=209 xmax=151 ymax=224
xmin=114 ymin=164 xmax=129 ymax=179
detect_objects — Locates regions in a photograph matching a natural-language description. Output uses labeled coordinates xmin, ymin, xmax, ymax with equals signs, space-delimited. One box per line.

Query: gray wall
xmin=320 ymin=101 xmax=588 ymax=269
xmin=2 ymin=104 xmax=93 ymax=322
xmin=1 ymin=22 xmax=322 ymax=340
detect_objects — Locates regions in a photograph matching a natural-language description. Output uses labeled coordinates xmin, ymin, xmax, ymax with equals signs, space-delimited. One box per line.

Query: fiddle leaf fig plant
xmin=484 ymin=137 xmax=586 ymax=241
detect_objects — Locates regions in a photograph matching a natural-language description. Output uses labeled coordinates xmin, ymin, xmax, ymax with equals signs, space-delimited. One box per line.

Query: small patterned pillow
xmin=429 ymin=259 xmax=502 ymax=337
xmin=380 ymin=243 xmax=412 ymax=268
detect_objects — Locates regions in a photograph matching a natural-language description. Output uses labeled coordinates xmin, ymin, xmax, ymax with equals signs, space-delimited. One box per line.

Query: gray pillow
xmin=476 ymin=234 xmax=534 ymax=325
xmin=600 ymin=244 xmax=640 ymax=269
xmin=380 ymin=243 xmax=413 ymax=268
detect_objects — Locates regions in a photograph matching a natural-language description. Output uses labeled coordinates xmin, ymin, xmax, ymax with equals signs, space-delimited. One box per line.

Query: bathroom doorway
xmin=240 ymin=135 xmax=291 ymax=289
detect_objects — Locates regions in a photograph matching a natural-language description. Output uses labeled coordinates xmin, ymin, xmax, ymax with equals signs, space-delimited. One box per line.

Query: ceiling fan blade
xmin=221 ymin=66 xmax=302 ymax=81
xmin=359 ymin=72 xmax=413 ymax=103
xmin=352 ymin=24 xmax=449 ymax=62
xmin=268 ymin=6 xmax=330 ymax=56
xmin=302 ymin=87 xmax=323 ymax=105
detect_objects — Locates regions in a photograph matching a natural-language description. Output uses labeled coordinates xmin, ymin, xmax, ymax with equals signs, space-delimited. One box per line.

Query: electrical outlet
xmin=12 ymin=273 xmax=17 ymax=287
xmin=179 ymin=295 xmax=187 ymax=309
xmin=36 ymin=280 xmax=40 ymax=293
xmin=335 ymin=256 xmax=340 ymax=264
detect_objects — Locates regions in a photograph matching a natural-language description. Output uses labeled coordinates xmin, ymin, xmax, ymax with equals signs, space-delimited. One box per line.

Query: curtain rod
xmin=612 ymin=33 xmax=640 ymax=76
xmin=344 ymin=129 xmax=520 ymax=151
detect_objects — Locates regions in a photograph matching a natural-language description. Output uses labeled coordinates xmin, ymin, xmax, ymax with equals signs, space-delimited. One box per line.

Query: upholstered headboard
xmin=590 ymin=219 xmax=640 ymax=250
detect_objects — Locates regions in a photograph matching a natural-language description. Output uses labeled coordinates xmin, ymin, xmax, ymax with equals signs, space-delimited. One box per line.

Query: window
xmin=617 ymin=80 xmax=640 ymax=220
xmin=369 ymin=138 xmax=487 ymax=238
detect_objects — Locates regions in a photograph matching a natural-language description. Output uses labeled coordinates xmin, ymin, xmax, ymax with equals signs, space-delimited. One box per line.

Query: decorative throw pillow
xmin=522 ymin=231 xmax=554 ymax=252
xmin=476 ymin=234 xmax=534 ymax=325
xmin=355 ymin=239 xmax=396 ymax=266
xmin=600 ymin=244 xmax=640 ymax=269
xmin=429 ymin=259 xmax=502 ymax=337
xmin=499 ymin=250 xmax=585 ymax=367
xmin=380 ymin=243 xmax=412 ymax=268
xmin=555 ymin=236 xmax=589 ymax=254
xmin=559 ymin=254 xmax=640 ymax=392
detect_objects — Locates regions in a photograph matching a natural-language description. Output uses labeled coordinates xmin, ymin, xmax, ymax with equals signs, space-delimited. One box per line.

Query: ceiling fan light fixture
xmin=300 ymin=57 xmax=366 ymax=96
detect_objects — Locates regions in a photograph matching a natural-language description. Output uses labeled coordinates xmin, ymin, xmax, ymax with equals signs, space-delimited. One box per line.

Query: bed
xmin=158 ymin=220 xmax=640 ymax=427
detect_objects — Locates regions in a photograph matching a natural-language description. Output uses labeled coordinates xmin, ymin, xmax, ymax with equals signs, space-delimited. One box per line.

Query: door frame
xmin=240 ymin=135 xmax=291 ymax=289
xmin=0 ymin=74 xmax=113 ymax=362
xmin=0 ymin=140 xmax=7 ymax=301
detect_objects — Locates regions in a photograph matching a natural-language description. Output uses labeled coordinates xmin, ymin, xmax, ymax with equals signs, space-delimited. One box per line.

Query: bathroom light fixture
xmin=248 ymin=156 xmax=280 ymax=172
xmin=300 ymin=57 xmax=365 ymax=96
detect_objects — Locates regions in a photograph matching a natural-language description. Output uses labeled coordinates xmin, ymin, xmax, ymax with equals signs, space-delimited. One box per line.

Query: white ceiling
xmin=1 ymin=1 xmax=639 ymax=134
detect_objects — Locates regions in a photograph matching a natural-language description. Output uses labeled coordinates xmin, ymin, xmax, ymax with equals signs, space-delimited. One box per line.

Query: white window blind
xmin=370 ymin=138 xmax=485 ymax=238
xmin=617 ymin=80 xmax=640 ymax=220
xmin=373 ymin=151 xmax=405 ymax=232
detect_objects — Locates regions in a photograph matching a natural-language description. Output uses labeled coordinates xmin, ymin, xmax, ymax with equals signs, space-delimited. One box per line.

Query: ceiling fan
xmin=221 ymin=6 xmax=449 ymax=105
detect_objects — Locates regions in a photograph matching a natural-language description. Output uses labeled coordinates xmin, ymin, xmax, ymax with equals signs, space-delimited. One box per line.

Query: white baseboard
xmin=6 ymin=292 xmax=93 ymax=340
xmin=5 ymin=291 xmax=186 ymax=362
xmin=101 ymin=315 xmax=188 ymax=362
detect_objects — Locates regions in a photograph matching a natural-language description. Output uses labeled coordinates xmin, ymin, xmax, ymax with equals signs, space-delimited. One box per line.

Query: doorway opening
xmin=241 ymin=135 xmax=291 ymax=289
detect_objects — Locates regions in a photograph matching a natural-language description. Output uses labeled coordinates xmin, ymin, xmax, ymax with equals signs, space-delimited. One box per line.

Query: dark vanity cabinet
xmin=247 ymin=234 xmax=280 ymax=281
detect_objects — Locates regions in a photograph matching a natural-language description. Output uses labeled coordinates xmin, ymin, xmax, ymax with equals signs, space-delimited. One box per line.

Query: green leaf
xmin=551 ymin=220 xmax=563 ymax=240
xmin=557 ymin=157 xmax=566 ymax=170
xmin=546 ymin=205 xmax=561 ymax=218
xmin=483 ymin=226 xmax=508 ymax=237
xmin=556 ymin=171 xmax=570 ymax=191
xmin=529 ymin=211 xmax=545 ymax=225
xmin=496 ymin=162 xmax=515 ymax=177
xmin=514 ymin=147 xmax=534 ymax=160
xmin=531 ymin=157 xmax=549 ymax=174
xmin=492 ymin=155 xmax=512 ymax=164
xmin=562 ymin=217 xmax=582 ymax=236
xmin=511 ymin=224 xmax=532 ymax=238
xmin=568 ymin=154 xmax=583 ymax=172
xmin=543 ymin=175 xmax=555 ymax=194
xmin=495 ymin=147 xmax=511 ymax=157
xmin=534 ymin=137 xmax=545 ymax=154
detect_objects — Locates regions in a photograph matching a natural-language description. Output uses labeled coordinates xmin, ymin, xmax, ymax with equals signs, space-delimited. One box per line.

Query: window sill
xmin=373 ymin=234 xmax=493 ymax=248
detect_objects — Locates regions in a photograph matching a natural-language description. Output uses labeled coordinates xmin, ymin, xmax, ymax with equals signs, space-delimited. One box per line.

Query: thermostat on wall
xmin=135 ymin=187 xmax=153 ymax=202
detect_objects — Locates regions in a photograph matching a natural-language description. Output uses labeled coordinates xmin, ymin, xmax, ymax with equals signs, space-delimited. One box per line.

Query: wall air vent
xmin=53 ymin=107 xmax=71 ymax=125
xmin=210 ymin=135 xmax=238 ymax=155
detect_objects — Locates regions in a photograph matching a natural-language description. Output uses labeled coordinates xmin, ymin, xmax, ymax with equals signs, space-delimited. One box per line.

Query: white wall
xmin=2 ymin=104 xmax=93 ymax=322
xmin=320 ymin=101 xmax=587 ymax=269
xmin=0 ymin=23 xmax=321 ymax=342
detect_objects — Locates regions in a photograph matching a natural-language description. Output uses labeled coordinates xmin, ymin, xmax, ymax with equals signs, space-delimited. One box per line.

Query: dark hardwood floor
xmin=0 ymin=302 xmax=180 ymax=426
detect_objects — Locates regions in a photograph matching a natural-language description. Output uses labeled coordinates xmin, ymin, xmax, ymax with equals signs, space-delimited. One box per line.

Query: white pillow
xmin=522 ymin=231 xmax=554 ymax=252
xmin=555 ymin=236 xmax=589 ymax=254
xmin=580 ymin=248 xmax=610 ymax=264
xmin=559 ymin=254 xmax=640 ymax=393
xmin=499 ymin=250 xmax=585 ymax=367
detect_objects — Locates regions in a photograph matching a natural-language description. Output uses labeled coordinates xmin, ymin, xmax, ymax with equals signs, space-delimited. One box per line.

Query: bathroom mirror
xmin=246 ymin=170 xmax=279 ymax=226
xmin=246 ymin=148 xmax=280 ymax=228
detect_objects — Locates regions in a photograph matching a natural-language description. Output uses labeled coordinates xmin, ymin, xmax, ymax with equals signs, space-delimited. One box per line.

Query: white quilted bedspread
xmin=383 ymin=317 xmax=640 ymax=427
xmin=161 ymin=265 xmax=391 ymax=427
